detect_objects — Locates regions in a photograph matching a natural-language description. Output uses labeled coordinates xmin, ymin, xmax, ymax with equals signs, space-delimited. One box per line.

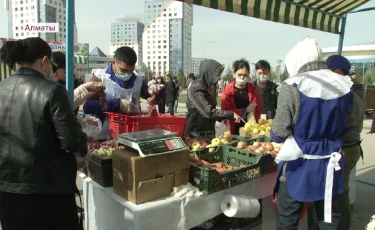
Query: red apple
xmin=200 ymin=140 xmax=208 ymax=147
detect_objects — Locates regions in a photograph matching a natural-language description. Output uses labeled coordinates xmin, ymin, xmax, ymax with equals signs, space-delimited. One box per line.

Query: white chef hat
xmin=285 ymin=37 xmax=323 ymax=76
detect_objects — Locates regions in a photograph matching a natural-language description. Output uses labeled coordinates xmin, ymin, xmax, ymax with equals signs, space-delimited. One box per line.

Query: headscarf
xmin=188 ymin=59 xmax=224 ymax=107
xmin=285 ymin=37 xmax=323 ymax=76
xmin=197 ymin=59 xmax=224 ymax=90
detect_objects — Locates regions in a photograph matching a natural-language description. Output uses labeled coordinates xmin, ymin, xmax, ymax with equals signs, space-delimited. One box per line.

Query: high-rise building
xmin=143 ymin=0 xmax=193 ymax=77
xmin=4 ymin=0 xmax=68 ymax=41
xmin=109 ymin=17 xmax=144 ymax=68
xmin=191 ymin=57 xmax=204 ymax=76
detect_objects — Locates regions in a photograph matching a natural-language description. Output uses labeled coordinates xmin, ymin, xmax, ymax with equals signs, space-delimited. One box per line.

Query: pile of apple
xmin=243 ymin=114 xmax=273 ymax=135
xmin=236 ymin=141 xmax=283 ymax=157
xmin=189 ymin=154 xmax=247 ymax=174
xmin=185 ymin=131 xmax=233 ymax=152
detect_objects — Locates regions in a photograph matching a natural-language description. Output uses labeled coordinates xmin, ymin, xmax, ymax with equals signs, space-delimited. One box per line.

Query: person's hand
xmin=148 ymin=84 xmax=162 ymax=96
xmin=83 ymin=82 xmax=104 ymax=94
xmin=246 ymin=103 xmax=257 ymax=113
xmin=119 ymin=99 xmax=136 ymax=114
xmin=233 ymin=113 xmax=241 ymax=123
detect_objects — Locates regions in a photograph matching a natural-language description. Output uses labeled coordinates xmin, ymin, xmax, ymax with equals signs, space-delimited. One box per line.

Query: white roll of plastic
xmin=220 ymin=195 xmax=261 ymax=218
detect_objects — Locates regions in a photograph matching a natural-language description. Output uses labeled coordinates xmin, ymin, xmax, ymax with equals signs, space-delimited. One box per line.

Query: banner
xmin=0 ymin=38 xmax=89 ymax=56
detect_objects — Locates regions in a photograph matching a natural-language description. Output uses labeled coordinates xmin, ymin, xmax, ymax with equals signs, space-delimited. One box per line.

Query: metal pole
xmin=86 ymin=43 xmax=90 ymax=74
xmin=66 ymin=0 xmax=75 ymax=108
xmin=337 ymin=15 xmax=347 ymax=55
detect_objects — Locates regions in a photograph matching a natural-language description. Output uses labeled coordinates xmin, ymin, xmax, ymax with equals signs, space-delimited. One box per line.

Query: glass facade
xmin=345 ymin=56 xmax=375 ymax=76
xmin=111 ymin=21 xmax=144 ymax=43
xmin=169 ymin=18 xmax=183 ymax=75
xmin=39 ymin=4 xmax=57 ymax=41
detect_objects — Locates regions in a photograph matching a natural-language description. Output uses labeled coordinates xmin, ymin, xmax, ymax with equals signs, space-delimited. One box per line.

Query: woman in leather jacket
xmin=0 ymin=37 xmax=87 ymax=230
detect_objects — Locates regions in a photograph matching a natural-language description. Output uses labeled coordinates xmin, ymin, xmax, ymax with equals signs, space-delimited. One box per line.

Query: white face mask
xmin=257 ymin=75 xmax=269 ymax=83
xmin=235 ymin=77 xmax=247 ymax=85
xmin=157 ymin=79 xmax=161 ymax=83
xmin=116 ymin=72 xmax=132 ymax=81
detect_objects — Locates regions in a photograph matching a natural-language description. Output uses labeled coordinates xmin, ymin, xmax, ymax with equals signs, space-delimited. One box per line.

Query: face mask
xmin=257 ymin=75 xmax=269 ymax=83
xmin=116 ymin=72 xmax=132 ymax=81
xmin=157 ymin=79 xmax=161 ymax=83
xmin=235 ymin=77 xmax=247 ymax=85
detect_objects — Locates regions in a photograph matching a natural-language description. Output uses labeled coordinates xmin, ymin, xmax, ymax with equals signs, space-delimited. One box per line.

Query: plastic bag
xmin=78 ymin=115 xmax=102 ymax=141
xmin=215 ymin=120 xmax=231 ymax=138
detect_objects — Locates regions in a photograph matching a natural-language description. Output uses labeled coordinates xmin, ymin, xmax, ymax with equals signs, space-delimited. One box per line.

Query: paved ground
xmin=1 ymin=102 xmax=373 ymax=230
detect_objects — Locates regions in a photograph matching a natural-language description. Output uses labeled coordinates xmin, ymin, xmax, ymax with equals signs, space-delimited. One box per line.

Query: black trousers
xmin=158 ymin=98 xmax=166 ymax=114
xmin=277 ymin=182 xmax=341 ymax=230
xmin=168 ymin=101 xmax=175 ymax=115
xmin=0 ymin=192 xmax=79 ymax=230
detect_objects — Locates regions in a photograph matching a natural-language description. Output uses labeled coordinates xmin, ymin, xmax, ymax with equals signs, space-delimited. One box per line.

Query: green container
xmin=189 ymin=145 xmax=274 ymax=194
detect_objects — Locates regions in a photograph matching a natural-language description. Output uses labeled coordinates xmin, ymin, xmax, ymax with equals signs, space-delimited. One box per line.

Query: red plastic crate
xmin=105 ymin=112 xmax=187 ymax=138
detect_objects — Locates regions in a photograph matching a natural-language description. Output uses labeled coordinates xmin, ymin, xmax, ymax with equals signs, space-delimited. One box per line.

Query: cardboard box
xmin=112 ymin=149 xmax=189 ymax=204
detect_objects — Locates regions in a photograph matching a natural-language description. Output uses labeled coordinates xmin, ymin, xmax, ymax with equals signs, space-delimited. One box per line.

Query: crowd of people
xmin=0 ymin=35 xmax=373 ymax=230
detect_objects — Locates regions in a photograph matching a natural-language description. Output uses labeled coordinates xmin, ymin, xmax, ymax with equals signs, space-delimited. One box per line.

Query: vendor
xmin=182 ymin=59 xmax=241 ymax=138
xmin=221 ymin=58 xmax=260 ymax=134
xmin=271 ymin=37 xmax=355 ymax=229
xmin=83 ymin=46 xmax=161 ymax=139
xmin=250 ymin=60 xmax=278 ymax=119
xmin=325 ymin=55 xmax=365 ymax=230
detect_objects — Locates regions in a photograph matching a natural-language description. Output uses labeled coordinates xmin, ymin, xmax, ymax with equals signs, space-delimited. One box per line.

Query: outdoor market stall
xmin=62 ymin=0 xmax=374 ymax=229
xmin=80 ymin=172 xmax=276 ymax=230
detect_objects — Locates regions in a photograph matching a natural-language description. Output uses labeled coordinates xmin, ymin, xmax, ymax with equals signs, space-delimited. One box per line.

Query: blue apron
xmin=273 ymin=69 xmax=354 ymax=223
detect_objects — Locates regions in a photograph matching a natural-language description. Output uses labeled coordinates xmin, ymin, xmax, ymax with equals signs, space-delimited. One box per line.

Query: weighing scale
xmin=116 ymin=129 xmax=187 ymax=157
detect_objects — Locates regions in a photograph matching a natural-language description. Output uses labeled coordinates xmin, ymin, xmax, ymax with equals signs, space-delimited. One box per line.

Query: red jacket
xmin=221 ymin=81 xmax=261 ymax=133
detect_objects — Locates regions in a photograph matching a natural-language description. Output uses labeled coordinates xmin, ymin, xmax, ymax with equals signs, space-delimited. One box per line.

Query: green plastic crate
xmin=189 ymin=145 xmax=274 ymax=194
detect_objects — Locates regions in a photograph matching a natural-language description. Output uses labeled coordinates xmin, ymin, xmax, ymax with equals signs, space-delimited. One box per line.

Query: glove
xmin=246 ymin=103 xmax=257 ymax=113
xmin=119 ymin=99 xmax=136 ymax=114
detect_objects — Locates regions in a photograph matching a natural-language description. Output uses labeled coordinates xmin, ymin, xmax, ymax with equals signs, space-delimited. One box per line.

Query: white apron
xmin=92 ymin=68 xmax=143 ymax=139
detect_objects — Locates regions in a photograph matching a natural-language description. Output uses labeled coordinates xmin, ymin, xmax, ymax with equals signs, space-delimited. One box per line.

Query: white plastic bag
xmin=215 ymin=120 xmax=231 ymax=138
xmin=78 ymin=115 xmax=102 ymax=141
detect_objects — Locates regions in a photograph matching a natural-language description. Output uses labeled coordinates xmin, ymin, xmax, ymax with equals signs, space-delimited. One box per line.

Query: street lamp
xmin=277 ymin=60 xmax=282 ymax=83
xmin=204 ymin=41 xmax=213 ymax=59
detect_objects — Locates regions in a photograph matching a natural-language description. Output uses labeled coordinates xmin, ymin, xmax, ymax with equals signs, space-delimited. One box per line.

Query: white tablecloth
xmin=80 ymin=172 xmax=276 ymax=230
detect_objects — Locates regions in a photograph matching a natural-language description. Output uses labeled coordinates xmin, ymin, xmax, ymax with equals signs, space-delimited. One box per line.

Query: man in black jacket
xmin=165 ymin=74 xmax=177 ymax=115
xmin=0 ymin=37 xmax=87 ymax=230
xmin=250 ymin=60 xmax=279 ymax=119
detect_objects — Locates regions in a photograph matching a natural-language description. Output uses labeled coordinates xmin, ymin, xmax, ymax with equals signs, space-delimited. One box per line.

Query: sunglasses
xmin=49 ymin=59 xmax=58 ymax=68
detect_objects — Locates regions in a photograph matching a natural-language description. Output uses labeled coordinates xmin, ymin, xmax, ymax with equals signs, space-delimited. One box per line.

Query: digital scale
xmin=116 ymin=129 xmax=187 ymax=157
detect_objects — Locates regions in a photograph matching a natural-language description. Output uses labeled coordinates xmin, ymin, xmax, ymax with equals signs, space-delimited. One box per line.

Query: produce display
xmin=242 ymin=113 xmax=273 ymax=135
xmin=88 ymin=139 xmax=125 ymax=158
xmin=189 ymin=153 xmax=260 ymax=175
xmin=185 ymin=131 xmax=232 ymax=152
xmin=236 ymin=141 xmax=282 ymax=158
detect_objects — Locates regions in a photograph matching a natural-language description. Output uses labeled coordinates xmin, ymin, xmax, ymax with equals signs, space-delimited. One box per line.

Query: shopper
xmin=0 ymin=37 xmax=88 ymax=230
xmin=173 ymin=76 xmax=182 ymax=114
xmin=165 ymin=74 xmax=177 ymax=115
xmin=271 ymin=37 xmax=355 ymax=230
xmin=182 ymin=59 xmax=241 ymax=138
xmin=221 ymin=58 xmax=260 ymax=134
xmin=156 ymin=75 xmax=166 ymax=114
xmin=251 ymin=60 xmax=278 ymax=119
